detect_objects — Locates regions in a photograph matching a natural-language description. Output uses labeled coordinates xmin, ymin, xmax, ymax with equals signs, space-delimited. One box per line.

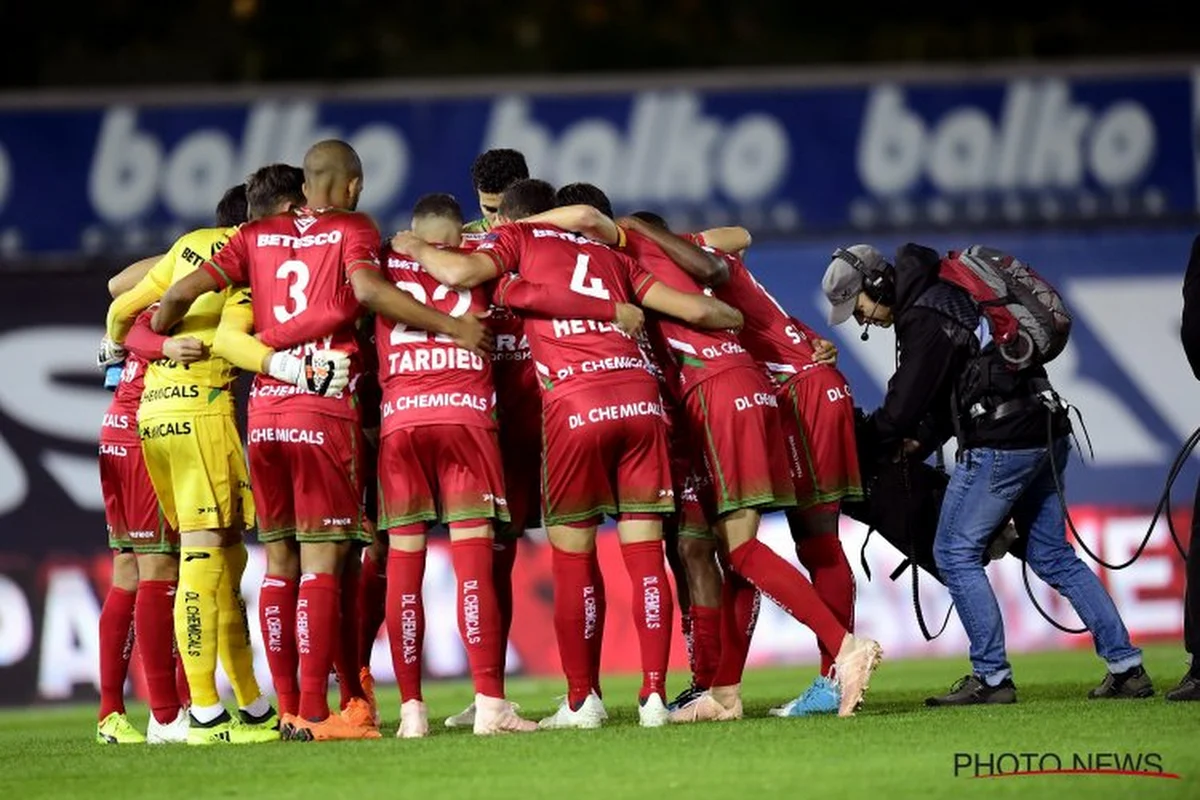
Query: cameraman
xmin=1169 ymin=235 xmax=1200 ymax=701
xmin=823 ymin=243 xmax=1151 ymax=706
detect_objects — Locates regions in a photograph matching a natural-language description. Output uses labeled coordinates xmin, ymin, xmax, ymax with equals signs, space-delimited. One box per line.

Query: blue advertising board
xmin=0 ymin=71 xmax=1194 ymax=256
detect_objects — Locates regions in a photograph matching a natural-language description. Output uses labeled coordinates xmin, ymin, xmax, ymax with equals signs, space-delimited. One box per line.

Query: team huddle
xmin=93 ymin=140 xmax=882 ymax=744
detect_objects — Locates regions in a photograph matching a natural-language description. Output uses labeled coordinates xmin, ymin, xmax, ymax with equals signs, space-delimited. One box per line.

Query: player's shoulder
xmin=174 ymin=225 xmax=235 ymax=252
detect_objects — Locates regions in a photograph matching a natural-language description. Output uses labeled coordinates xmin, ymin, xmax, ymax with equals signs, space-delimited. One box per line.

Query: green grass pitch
xmin=2 ymin=644 xmax=1198 ymax=799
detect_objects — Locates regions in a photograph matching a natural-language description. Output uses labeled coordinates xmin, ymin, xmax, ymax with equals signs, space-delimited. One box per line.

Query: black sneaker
xmin=1165 ymin=672 xmax=1200 ymax=702
xmin=1088 ymin=665 xmax=1154 ymax=699
xmin=666 ymin=684 xmax=706 ymax=712
xmin=925 ymin=674 xmax=1017 ymax=707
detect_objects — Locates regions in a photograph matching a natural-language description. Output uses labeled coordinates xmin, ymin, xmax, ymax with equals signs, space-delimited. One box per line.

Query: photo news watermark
xmin=954 ymin=752 xmax=1180 ymax=779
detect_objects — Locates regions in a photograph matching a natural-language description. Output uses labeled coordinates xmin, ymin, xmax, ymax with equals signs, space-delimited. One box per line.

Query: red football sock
xmin=135 ymin=580 xmax=182 ymax=724
xmin=620 ymin=541 xmax=673 ymax=702
xmin=357 ymin=551 xmax=388 ymax=667
xmin=712 ymin=573 xmax=757 ymax=686
xmin=385 ymin=549 xmax=426 ymax=703
xmin=174 ymin=652 xmax=190 ymax=709
xmin=98 ymin=586 xmax=136 ymax=720
xmin=680 ymin=611 xmax=694 ymax=673
xmin=492 ymin=537 xmax=518 ymax=671
xmin=588 ymin=548 xmax=607 ymax=697
xmin=451 ymin=538 xmax=504 ymax=698
xmin=552 ymin=547 xmax=596 ymax=709
xmin=258 ymin=574 xmax=298 ymax=717
xmin=334 ymin=562 xmax=365 ymax=708
xmin=796 ymin=534 xmax=856 ymax=675
xmin=297 ymin=572 xmax=339 ymax=721
xmin=728 ymin=539 xmax=847 ymax=657
xmin=689 ymin=604 xmax=721 ymax=690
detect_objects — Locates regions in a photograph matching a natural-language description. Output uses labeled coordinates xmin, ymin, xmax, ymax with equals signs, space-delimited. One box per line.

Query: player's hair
xmin=630 ymin=210 xmax=669 ymax=230
xmin=499 ymin=178 xmax=556 ymax=220
xmin=246 ymin=164 xmax=306 ymax=220
xmin=215 ymin=184 xmax=248 ymax=227
xmin=555 ymin=182 xmax=614 ymax=219
xmin=412 ymin=192 xmax=464 ymax=224
xmin=303 ymin=139 xmax=363 ymax=183
xmin=471 ymin=149 xmax=529 ymax=194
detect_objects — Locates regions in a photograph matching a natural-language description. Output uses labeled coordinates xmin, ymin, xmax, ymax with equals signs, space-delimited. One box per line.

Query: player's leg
xmin=354 ymin=526 xmax=387 ymax=726
xmin=288 ymin=414 xmax=380 ymax=741
xmin=376 ymin=426 xmax=433 ymax=738
xmin=213 ymin=438 xmax=277 ymax=734
xmin=247 ymin=414 xmax=303 ymax=720
xmin=438 ymin=425 xmax=535 ymax=735
xmin=683 ymin=370 xmax=880 ymax=719
xmin=334 ymin=546 xmax=367 ymax=712
xmin=171 ymin=412 xmax=276 ymax=744
xmin=96 ymin=445 xmax=145 ymax=744
xmin=138 ymin=415 xmax=228 ymax=741
xmin=612 ymin=401 xmax=677 ymax=728
xmin=669 ymin=463 xmax=722 ymax=709
xmin=136 ymin=551 xmax=187 ymax=743
xmin=96 ymin=549 xmax=141 ymax=744
xmin=536 ymin=392 xmax=616 ymax=730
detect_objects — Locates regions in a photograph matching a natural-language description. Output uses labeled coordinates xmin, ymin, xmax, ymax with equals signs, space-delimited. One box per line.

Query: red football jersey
xmin=488 ymin=303 xmax=539 ymax=417
xmin=475 ymin=223 xmax=659 ymax=399
xmin=375 ymin=247 xmax=495 ymax=437
xmin=202 ymin=207 xmax=379 ymax=419
xmin=101 ymin=354 xmax=146 ymax=445
xmin=684 ymin=235 xmax=826 ymax=384
xmin=623 ymin=229 xmax=755 ymax=394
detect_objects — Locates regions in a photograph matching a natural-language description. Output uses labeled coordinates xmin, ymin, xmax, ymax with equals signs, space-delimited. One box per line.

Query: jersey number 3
xmin=274 ymin=259 xmax=310 ymax=323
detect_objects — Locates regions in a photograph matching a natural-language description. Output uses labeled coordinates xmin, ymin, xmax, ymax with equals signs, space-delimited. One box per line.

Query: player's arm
xmin=696 ymin=226 xmax=752 ymax=257
xmin=125 ymin=309 xmax=204 ymax=364
xmin=212 ymin=291 xmax=351 ymax=396
xmin=640 ymin=282 xmax=742 ymax=330
xmin=619 ymin=217 xmax=729 ymax=286
xmin=108 ymin=254 xmax=164 ymax=299
xmin=493 ymin=273 xmax=644 ymax=336
xmin=389 ymin=231 xmax=499 ymax=289
xmin=522 ymin=205 xmax=622 ymax=246
xmin=106 ymin=253 xmax=176 ymax=343
xmin=349 ymin=265 xmax=492 ymax=355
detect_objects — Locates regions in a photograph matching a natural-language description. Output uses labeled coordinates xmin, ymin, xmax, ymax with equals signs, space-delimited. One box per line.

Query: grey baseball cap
xmin=822 ymin=244 xmax=887 ymax=325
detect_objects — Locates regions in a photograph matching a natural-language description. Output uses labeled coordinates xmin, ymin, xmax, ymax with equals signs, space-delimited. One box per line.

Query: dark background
xmin=1 ymin=2 xmax=1195 ymax=90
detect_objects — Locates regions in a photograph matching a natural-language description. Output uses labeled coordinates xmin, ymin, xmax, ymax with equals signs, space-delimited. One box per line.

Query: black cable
xmin=1049 ymin=411 xmax=1199 ymax=569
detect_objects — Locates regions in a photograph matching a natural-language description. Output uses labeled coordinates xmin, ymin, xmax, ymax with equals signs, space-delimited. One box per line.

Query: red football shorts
xmin=683 ymin=365 xmax=797 ymax=522
xmin=99 ymin=439 xmax=177 ymax=553
xmin=778 ymin=367 xmax=864 ymax=509
xmin=378 ymin=424 xmax=509 ymax=529
xmin=540 ymin=376 xmax=674 ymax=526
xmin=247 ymin=411 xmax=368 ymax=543
xmin=497 ymin=396 xmax=542 ymax=538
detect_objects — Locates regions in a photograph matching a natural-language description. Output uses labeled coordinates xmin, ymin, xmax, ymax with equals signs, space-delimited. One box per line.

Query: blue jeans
xmin=933 ymin=437 xmax=1142 ymax=684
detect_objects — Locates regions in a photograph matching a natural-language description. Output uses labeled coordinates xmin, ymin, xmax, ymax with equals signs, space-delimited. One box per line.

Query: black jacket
xmin=867 ymin=243 xmax=1068 ymax=453
xmin=1183 ymin=235 xmax=1200 ymax=380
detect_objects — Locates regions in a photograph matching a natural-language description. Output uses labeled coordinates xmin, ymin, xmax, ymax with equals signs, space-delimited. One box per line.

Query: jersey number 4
xmin=390 ymin=282 xmax=472 ymax=344
xmin=569 ymin=254 xmax=610 ymax=300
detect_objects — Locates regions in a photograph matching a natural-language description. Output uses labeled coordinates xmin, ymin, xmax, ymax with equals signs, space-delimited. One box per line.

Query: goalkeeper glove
xmin=97 ymin=336 xmax=126 ymax=369
xmin=267 ymin=350 xmax=351 ymax=397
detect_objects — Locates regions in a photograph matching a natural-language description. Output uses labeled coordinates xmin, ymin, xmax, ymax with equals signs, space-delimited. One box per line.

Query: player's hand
xmin=163 ymin=336 xmax=205 ymax=365
xmin=613 ymin=302 xmax=644 ymax=337
xmin=97 ymin=336 xmax=126 ymax=368
xmin=390 ymin=230 xmax=425 ymax=256
xmin=267 ymin=350 xmax=351 ymax=397
xmin=812 ymin=338 xmax=838 ymax=366
xmin=451 ymin=313 xmax=493 ymax=357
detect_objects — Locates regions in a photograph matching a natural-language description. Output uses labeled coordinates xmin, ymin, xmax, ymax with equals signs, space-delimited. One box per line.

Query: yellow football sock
xmin=218 ymin=541 xmax=262 ymax=708
xmin=175 ymin=545 xmax=224 ymax=709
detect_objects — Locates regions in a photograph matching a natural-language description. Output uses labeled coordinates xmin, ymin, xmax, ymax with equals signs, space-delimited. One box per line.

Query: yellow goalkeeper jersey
xmin=106 ymin=226 xmax=247 ymax=415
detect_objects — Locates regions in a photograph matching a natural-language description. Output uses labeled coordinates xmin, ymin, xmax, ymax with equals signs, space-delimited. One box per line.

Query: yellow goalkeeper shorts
xmin=139 ymin=410 xmax=254 ymax=533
